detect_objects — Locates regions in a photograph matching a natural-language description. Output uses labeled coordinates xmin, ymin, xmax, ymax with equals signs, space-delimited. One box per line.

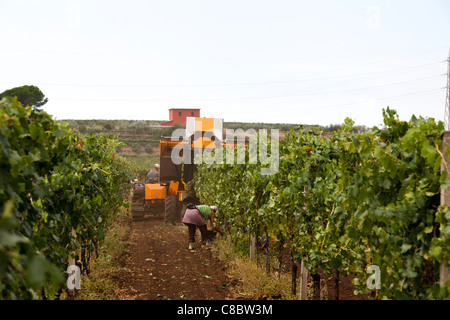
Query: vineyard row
xmin=0 ymin=98 xmax=130 ymax=299
xmin=193 ymin=108 xmax=450 ymax=300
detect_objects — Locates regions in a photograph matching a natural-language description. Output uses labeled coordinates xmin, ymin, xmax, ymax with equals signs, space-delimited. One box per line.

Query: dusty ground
xmin=112 ymin=214 xmax=368 ymax=300
xmin=113 ymin=215 xmax=234 ymax=300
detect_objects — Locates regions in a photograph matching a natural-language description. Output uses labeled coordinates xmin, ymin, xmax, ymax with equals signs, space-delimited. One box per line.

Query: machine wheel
xmin=132 ymin=208 xmax=145 ymax=221
xmin=131 ymin=196 xmax=145 ymax=221
xmin=164 ymin=194 xmax=179 ymax=225
xmin=132 ymin=194 xmax=142 ymax=202
xmin=132 ymin=197 xmax=145 ymax=209
xmin=143 ymin=201 xmax=151 ymax=214
xmin=179 ymin=202 xmax=188 ymax=220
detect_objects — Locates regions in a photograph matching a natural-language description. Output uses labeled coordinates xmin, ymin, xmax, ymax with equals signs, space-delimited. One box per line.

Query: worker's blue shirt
xmin=147 ymin=170 xmax=159 ymax=179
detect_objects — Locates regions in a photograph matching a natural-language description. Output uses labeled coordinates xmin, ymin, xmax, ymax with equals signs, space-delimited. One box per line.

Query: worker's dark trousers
xmin=184 ymin=223 xmax=208 ymax=244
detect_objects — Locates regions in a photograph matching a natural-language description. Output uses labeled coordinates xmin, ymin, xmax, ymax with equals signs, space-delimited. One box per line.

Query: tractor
xmin=131 ymin=117 xmax=224 ymax=223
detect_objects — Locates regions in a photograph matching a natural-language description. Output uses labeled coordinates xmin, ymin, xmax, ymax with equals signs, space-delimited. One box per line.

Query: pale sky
xmin=0 ymin=0 xmax=449 ymax=127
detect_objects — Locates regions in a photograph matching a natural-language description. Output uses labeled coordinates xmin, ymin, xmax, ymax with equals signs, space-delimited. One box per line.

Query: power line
xmin=0 ymin=49 xmax=446 ymax=89
xmin=49 ymin=74 xmax=444 ymax=103
xmin=0 ymin=61 xmax=443 ymax=89
xmin=231 ymin=74 xmax=444 ymax=102
xmin=0 ymin=45 xmax=446 ymax=62
xmin=214 ymin=88 xmax=444 ymax=116
xmin=264 ymin=62 xmax=444 ymax=97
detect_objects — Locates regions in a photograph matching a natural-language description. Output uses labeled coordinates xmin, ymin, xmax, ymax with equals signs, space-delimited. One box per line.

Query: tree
xmin=0 ymin=85 xmax=48 ymax=111
xmin=103 ymin=122 xmax=115 ymax=130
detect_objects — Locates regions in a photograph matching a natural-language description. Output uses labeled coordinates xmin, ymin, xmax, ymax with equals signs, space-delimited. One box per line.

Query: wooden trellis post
xmin=299 ymin=186 xmax=310 ymax=300
xmin=250 ymin=235 xmax=256 ymax=260
xmin=440 ymin=131 xmax=450 ymax=286
xmin=299 ymin=258 xmax=309 ymax=300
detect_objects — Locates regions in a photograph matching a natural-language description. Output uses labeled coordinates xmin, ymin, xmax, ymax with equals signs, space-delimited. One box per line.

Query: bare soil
xmin=113 ymin=215 xmax=234 ymax=300
xmin=112 ymin=214 xmax=368 ymax=300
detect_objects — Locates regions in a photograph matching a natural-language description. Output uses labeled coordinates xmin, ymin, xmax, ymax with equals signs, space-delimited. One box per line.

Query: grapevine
xmin=0 ymin=97 xmax=131 ymax=299
xmin=193 ymin=107 xmax=450 ymax=299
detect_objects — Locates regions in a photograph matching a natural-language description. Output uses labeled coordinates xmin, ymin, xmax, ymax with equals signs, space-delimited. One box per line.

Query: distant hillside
xmin=62 ymin=119 xmax=368 ymax=157
xmin=63 ymin=119 xmax=179 ymax=156
xmin=61 ymin=119 xmax=367 ymax=181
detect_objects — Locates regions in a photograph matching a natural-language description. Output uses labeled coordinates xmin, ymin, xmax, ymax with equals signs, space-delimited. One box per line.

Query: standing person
xmin=182 ymin=204 xmax=218 ymax=250
xmin=146 ymin=163 xmax=160 ymax=183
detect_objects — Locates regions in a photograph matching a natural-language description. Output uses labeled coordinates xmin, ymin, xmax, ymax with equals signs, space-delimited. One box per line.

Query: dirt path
xmin=113 ymin=215 xmax=233 ymax=300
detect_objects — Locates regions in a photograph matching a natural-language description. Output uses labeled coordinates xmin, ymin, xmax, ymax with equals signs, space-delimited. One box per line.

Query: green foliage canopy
xmin=0 ymin=85 xmax=48 ymax=111
xmin=0 ymin=98 xmax=131 ymax=299
xmin=193 ymin=108 xmax=450 ymax=299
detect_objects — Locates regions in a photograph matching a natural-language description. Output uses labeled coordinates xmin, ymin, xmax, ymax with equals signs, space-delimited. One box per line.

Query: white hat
xmin=154 ymin=163 xmax=160 ymax=169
